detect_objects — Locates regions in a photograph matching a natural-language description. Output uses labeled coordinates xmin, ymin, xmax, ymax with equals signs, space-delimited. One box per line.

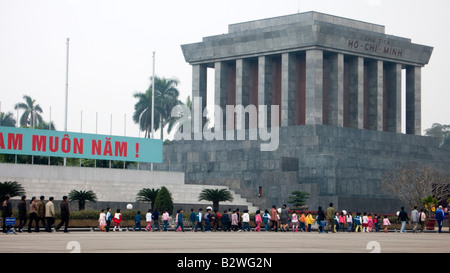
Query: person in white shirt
xmin=145 ymin=209 xmax=152 ymax=231
xmin=240 ymin=209 xmax=251 ymax=232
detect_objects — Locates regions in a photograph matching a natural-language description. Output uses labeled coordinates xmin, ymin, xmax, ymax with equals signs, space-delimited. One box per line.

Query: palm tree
xmin=0 ymin=112 xmax=16 ymax=127
xmin=68 ymin=190 xmax=97 ymax=211
xmin=198 ymin=188 xmax=234 ymax=212
xmin=0 ymin=181 xmax=25 ymax=203
xmin=132 ymin=76 xmax=181 ymax=140
xmin=136 ymin=188 xmax=160 ymax=211
xmin=14 ymin=95 xmax=43 ymax=128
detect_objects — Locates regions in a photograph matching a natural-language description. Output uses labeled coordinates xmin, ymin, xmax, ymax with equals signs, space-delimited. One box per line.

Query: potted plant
xmin=422 ymin=195 xmax=438 ymax=230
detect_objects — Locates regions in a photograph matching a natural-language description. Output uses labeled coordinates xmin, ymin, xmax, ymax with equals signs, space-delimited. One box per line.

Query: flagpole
xmin=64 ymin=37 xmax=70 ymax=166
xmin=151 ymin=51 xmax=155 ymax=171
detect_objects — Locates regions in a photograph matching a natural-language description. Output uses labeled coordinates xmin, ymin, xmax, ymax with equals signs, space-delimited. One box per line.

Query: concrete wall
xmin=0 ymin=163 xmax=257 ymax=213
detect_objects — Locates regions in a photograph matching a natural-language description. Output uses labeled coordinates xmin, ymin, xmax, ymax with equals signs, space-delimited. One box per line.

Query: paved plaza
xmin=1 ymin=229 xmax=449 ymax=253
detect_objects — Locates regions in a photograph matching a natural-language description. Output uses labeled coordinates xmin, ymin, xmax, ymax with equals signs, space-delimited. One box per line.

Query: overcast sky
xmin=1 ymin=0 xmax=449 ymax=138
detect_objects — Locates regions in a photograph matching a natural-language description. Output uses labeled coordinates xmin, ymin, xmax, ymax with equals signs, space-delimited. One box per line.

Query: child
xmin=145 ymin=209 xmax=152 ymax=231
xmin=291 ymin=211 xmax=299 ymax=232
xmin=113 ymin=209 xmax=122 ymax=232
xmin=133 ymin=211 xmax=142 ymax=231
xmin=383 ymin=215 xmax=391 ymax=233
xmin=339 ymin=212 xmax=346 ymax=232
xmin=175 ymin=209 xmax=184 ymax=232
xmin=334 ymin=212 xmax=339 ymax=232
xmin=362 ymin=212 xmax=369 ymax=232
xmin=254 ymin=210 xmax=262 ymax=232
xmin=373 ymin=214 xmax=379 ymax=232
xmin=162 ymin=210 xmax=170 ymax=231
xmin=231 ymin=210 xmax=238 ymax=231
xmin=346 ymin=212 xmax=353 ymax=232
xmin=299 ymin=212 xmax=306 ymax=232
xmin=367 ymin=213 xmax=373 ymax=232
xmin=354 ymin=212 xmax=362 ymax=232
xmin=262 ymin=209 xmax=271 ymax=232
xmin=98 ymin=209 xmax=106 ymax=232
xmin=305 ymin=212 xmax=314 ymax=232
xmin=240 ymin=209 xmax=250 ymax=232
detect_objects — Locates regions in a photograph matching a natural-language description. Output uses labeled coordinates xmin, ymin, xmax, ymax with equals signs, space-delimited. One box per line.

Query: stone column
xmin=281 ymin=52 xmax=296 ymax=127
xmin=258 ymin=56 xmax=273 ymax=128
xmin=367 ymin=60 xmax=383 ymax=131
xmin=235 ymin=58 xmax=256 ymax=131
xmin=192 ymin=64 xmax=207 ymax=135
xmin=348 ymin=56 xmax=364 ymax=129
xmin=215 ymin=61 xmax=229 ymax=131
xmin=328 ymin=53 xmax=344 ymax=127
xmin=406 ymin=66 xmax=421 ymax=135
xmin=385 ymin=63 xmax=402 ymax=133
xmin=305 ymin=49 xmax=323 ymax=125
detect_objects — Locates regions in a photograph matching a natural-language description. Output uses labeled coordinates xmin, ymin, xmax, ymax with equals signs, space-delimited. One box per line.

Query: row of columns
xmin=191 ymin=49 xmax=422 ymax=135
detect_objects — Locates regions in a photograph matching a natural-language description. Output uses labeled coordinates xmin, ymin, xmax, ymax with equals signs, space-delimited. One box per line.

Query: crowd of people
xmin=1 ymin=194 xmax=70 ymax=233
xmin=3 ymin=195 xmax=448 ymax=234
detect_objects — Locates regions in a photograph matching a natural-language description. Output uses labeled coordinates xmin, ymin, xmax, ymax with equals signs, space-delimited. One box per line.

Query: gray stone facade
xmin=159 ymin=12 xmax=449 ymax=214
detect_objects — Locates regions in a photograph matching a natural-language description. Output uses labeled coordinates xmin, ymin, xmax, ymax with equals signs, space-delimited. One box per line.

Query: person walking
xmin=305 ymin=212 xmax=314 ymax=232
xmin=317 ymin=206 xmax=326 ymax=233
xmin=240 ymin=209 xmax=250 ymax=232
xmin=263 ymin=209 xmax=271 ymax=232
xmin=231 ymin=210 xmax=239 ymax=231
xmin=152 ymin=208 xmax=160 ymax=231
xmin=195 ymin=208 xmax=203 ymax=232
xmin=435 ymin=205 xmax=445 ymax=233
xmin=291 ymin=211 xmax=299 ymax=232
xmin=383 ymin=215 xmax=391 ymax=233
xmin=204 ymin=208 xmax=212 ymax=232
xmin=17 ymin=195 xmax=27 ymax=232
xmin=280 ymin=205 xmax=290 ymax=232
xmin=326 ymin=203 xmax=335 ymax=233
xmin=145 ymin=209 xmax=152 ymax=231
xmin=133 ymin=211 xmax=142 ymax=231
xmin=2 ymin=194 xmax=13 ymax=233
xmin=56 ymin=195 xmax=70 ymax=233
xmin=338 ymin=212 xmax=345 ymax=232
xmin=354 ymin=212 xmax=362 ymax=232
xmin=113 ymin=209 xmax=123 ymax=232
xmin=105 ymin=207 xmax=112 ymax=232
xmin=36 ymin=196 xmax=46 ymax=233
xmin=98 ymin=209 xmax=107 ymax=232
xmin=189 ymin=208 xmax=196 ymax=232
xmin=45 ymin=197 xmax=55 ymax=232
xmin=411 ymin=206 xmax=419 ymax=233
xmin=221 ymin=210 xmax=229 ymax=231
xmin=162 ymin=209 xmax=170 ymax=231
xmin=270 ymin=205 xmax=279 ymax=232
xmin=346 ymin=212 xmax=353 ymax=232
xmin=397 ymin=207 xmax=409 ymax=233
xmin=27 ymin=196 xmax=38 ymax=233
xmin=299 ymin=212 xmax=306 ymax=232
xmin=175 ymin=209 xmax=185 ymax=232
xmin=362 ymin=212 xmax=369 ymax=232
xmin=254 ymin=210 xmax=262 ymax=232
xmin=418 ymin=208 xmax=426 ymax=232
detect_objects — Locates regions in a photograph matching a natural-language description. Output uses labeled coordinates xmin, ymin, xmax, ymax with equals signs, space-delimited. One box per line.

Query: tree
xmin=14 ymin=95 xmax=44 ymax=128
xmin=0 ymin=112 xmax=16 ymax=127
xmin=68 ymin=190 xmax=98 ymax=211
xmin=136 ymin=188 xmax=160 ymax=211
xmin=0 ymin=181 xmax=25 ymax=203
xmin=154 ymin=186 xmax=173 ymax=215
xmin=198 ymin=188 xmax=234 ymax=212
xmin=287 ymin=191 xmax=309 ymax=209
xmin=424 ymin=123 xmax=450 ymax=147
xmin=381 ymin=162 xmax=450 ymax=210
xmin=132 ymin=76 xmax=181 ymax=140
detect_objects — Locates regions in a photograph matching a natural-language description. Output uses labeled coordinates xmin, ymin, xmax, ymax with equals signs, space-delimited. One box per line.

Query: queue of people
xmin=1 ymin=194 xmax=70 ymax=233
